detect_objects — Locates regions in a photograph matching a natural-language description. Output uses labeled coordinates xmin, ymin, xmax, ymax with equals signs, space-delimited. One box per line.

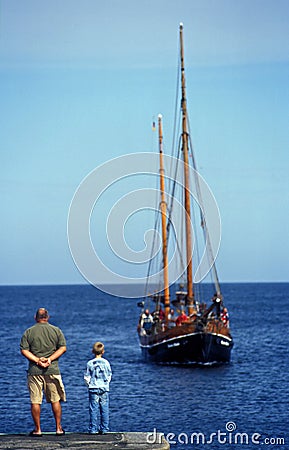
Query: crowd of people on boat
xmin=138 ymin=295 xmax=230 ymax=335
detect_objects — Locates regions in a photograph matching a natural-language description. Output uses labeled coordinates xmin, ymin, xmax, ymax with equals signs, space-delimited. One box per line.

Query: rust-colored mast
xmin=158 ymin=114 xmax=170 ymax=319
xmin=180 ymin=23 xmax=194 ymax=313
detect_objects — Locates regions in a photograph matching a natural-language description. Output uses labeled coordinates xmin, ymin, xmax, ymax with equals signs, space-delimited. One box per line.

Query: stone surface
xmin=0 ymin=432 xmax=170 ymax=450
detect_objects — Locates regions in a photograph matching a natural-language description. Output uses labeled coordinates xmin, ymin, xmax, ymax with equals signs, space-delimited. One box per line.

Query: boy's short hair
xmin=92 ymin=341 xmax=104 ymax=355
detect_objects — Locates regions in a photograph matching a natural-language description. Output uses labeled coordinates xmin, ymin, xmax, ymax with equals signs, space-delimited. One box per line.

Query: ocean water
xmin=0 ymin=283 xmax=288 ymax=449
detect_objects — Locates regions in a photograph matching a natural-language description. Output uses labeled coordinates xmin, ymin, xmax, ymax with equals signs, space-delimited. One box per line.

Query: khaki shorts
xmin=27 ymin=374 xmax=66 ymax=404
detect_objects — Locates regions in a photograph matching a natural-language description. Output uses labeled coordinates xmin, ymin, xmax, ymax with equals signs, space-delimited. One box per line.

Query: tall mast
xmin=158 ymin=114 xmax=170 ymax=319
xmin=180 ymin=23 xmax=194 ymax=313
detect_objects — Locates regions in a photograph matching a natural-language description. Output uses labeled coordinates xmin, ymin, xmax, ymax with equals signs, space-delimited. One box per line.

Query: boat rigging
xmin=137 ymin=24 xmax=233 ymax=364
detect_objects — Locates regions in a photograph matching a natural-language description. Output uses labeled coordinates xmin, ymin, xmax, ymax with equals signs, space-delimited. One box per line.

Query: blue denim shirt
xmin=84 ymin=357 xmax=112 ymax=391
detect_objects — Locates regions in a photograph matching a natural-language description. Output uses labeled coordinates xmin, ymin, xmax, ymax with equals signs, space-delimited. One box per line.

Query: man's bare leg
xmin=30 ymin=403 xmax=42 ymax=434
xmin=51 ymin=401 xmax=64 ymax=433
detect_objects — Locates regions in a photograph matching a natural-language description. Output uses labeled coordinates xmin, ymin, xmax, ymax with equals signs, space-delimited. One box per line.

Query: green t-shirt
xmin=20 ymin=322 xmax=66 ymax=375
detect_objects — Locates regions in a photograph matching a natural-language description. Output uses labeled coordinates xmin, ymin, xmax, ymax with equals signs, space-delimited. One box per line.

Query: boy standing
xmin=84 ymin=342 xmax=112 ymax=434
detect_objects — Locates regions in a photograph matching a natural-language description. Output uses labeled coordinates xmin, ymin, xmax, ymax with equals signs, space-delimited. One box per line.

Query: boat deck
xmin=139 ymin=320 xmax=232 ymax=346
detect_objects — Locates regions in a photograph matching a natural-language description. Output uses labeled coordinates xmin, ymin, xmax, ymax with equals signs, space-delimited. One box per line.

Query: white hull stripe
xmin=140 ymin=331 xmax=232 ymax=349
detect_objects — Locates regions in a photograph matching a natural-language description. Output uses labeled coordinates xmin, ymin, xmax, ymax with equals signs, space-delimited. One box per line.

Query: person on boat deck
xmin=168 ymin=309 xmax=176 ymax=326
xmin=221 ymin=307 xmax=229 ymax=327
xmin=176 ymin=310 xmax=188 ymax=326
xmin=140 ymin=309 xmax=153 ymax=333
xmin=152 ymin=310 xmax=160 ymax=322
xmin=189 ymin=313 xmax=197 ymax=322
xmin=211 ymin=292 xmax=223 ymax=317
xmin=212 ymin=292 xmax=223 ymax=301
xmin=151 ymin=307 xmax=165 ymax=323
xmin=158 ymin=307 xmax=165 ymax=321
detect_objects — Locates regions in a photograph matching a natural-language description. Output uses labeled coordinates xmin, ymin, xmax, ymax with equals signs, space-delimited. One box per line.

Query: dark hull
xmin=139 ymin=331 xmax=233 ymax=364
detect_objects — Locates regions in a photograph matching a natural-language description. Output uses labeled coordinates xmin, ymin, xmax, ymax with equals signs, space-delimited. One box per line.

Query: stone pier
xmin=0 ymin=432 xmax=169 ymax=450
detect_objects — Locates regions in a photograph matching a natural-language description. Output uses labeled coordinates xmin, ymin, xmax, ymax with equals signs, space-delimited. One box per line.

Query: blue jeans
xmin=88 ymin=389 xmax=109 ymax=433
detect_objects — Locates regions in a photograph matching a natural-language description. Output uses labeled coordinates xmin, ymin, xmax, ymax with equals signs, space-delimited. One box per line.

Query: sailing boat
xmin=137 ymin=24 xmax=233 ymax=364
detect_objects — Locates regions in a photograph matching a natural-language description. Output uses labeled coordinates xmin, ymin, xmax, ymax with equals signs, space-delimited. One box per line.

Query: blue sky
xmin=1 ymin=0 xmax=289 ymax=285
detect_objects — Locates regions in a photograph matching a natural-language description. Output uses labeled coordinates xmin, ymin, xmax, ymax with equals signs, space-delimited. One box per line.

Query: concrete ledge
xmin=0 ymin=432 xmax=170 ymax=449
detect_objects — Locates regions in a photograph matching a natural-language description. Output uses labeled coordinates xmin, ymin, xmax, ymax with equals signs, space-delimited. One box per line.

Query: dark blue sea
xmin=0 ymin=283 xmax=288 ymax=449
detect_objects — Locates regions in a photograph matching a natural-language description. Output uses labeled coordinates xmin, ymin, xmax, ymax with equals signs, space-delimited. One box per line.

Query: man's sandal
xmin=29 ymin=431 xmax=42 ymax=437
xmin=55 ymin=429 xmax=65 ymax=436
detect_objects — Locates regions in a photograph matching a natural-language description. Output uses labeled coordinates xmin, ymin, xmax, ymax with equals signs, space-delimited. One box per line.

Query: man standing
xmin=20 ymin=308 xmax=67 ymax=436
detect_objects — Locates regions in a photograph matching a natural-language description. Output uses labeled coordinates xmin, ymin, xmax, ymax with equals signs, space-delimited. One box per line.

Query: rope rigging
xmin=144 ymin=29 xmax=221 ymax=303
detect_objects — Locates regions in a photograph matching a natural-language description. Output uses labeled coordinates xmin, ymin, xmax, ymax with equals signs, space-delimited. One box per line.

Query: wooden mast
xmin=179 ymin=23 xmax=194 ymax=313
xmin=158 ymin=114 xmax=170 ymax=319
